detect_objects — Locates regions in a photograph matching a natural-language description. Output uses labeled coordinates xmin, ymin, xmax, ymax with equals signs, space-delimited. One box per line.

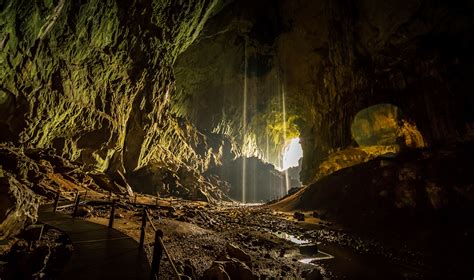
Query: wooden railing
xmin=52 ymin=190 xmax=180 ymax=279
xmin=140 ymin=208 xmax=181 ymax=280
xmin=53 ymin=190 xmax=88 ymax=213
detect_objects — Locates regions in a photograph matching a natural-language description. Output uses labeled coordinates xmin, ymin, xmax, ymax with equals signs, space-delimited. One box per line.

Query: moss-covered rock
xmin=0 ymin=0 xmax=224 ymax=174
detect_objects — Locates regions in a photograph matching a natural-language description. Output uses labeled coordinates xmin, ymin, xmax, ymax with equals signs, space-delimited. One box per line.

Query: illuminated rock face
xmin=272 ymin=146 xmax=474 ymax=228
xmin=1 ymin=0 xmax=474 ymax=196
xmin=174 ymin=0 xmax=474 ymax=183
xmin=0 ymin=0 xmax=224 ymax=174
xmin=351 ymin=104 xmax=425 ymax=148
xmin=351 ymin=104 xmax=403 ymax=147
xmin=0 ymin=172 xmax=40 ymax=239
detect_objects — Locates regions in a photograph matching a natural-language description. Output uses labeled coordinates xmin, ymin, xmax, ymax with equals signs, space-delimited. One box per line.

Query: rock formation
xmin=0 ymin=0 xmax=226 ymax=173
xmin=272 ymin=144 xmax=474 ymax=229
xmin=0 ymin=171 xmax=40 ymax=239
xmin=0 ymin=0 xmax=235 ymax=233
xmin=2 ymin=0 xmax=474 ymax=249
xmin=173 ymin=0 xmax=474 ymax=184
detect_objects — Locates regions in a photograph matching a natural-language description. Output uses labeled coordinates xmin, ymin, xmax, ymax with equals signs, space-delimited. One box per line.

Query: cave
xmin=1 ymin=0 xmax=473 ymax=279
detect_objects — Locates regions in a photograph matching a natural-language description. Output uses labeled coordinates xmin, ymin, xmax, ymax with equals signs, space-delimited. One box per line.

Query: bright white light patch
xmin=282 ymin=138 xmax=303 ymax=170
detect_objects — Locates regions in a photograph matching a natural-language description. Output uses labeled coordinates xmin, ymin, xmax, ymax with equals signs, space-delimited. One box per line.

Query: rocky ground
xmin=56 ymin=194 xmax=458 ymax=280
xmin=1 ymin=145 xmax=472 ymax=279
xmin=0 ymin=224 xmax=73 ymax=279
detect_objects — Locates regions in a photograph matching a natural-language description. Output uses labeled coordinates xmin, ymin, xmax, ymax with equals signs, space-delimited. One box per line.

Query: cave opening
xmin=1 ymin=0 xmax=474 ymax=279
xmin=281 ymin=137 xmax=303 ymax=171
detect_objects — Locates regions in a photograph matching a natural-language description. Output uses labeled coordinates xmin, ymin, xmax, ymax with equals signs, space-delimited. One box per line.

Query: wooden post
xmin=150 ymin=229 xmax=164 ymax=280
xmin=38 ymin=225 xmax=45 ymax=241
xmin=53 ymin=191 xmax=60 ymax=212
xmin=108 ymin=199 xmax=116 ymax=228
xmin=72 ymin=193 xmax=81 ymax=217
xmin=139 ymin=208 xmax=147 ymax=250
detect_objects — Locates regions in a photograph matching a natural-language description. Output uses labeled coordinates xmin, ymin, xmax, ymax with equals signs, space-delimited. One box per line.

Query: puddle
xmin=272 ymin=231 xmax=311 ymax=245
xmin=238 ymin=203 xmax=264 ymax=207
xmin=272 ymin=231 xmax=334 ymax=264
xmin=299 ymin=251 xmax=334 ymax=263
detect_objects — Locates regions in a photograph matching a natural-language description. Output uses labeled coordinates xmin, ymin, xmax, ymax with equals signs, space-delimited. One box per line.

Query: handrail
xmin=158 ymin=236 xmax=180 ymax=279
xmin=144 ymin=209 xmax=180 ymax=280
xmin=145 ymin=209 xmax=157 ymax=232
xmin=53 ymin=189 xmax=181 ymax=279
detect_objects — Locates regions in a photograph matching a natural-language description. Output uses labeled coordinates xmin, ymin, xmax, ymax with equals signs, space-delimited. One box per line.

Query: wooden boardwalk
xmin=39 ymin=207 xmax=151 ymax=280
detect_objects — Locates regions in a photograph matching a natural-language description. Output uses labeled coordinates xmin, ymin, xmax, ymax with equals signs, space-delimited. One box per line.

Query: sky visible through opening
xmin=282 ymin=137 xmax=303 ymax=170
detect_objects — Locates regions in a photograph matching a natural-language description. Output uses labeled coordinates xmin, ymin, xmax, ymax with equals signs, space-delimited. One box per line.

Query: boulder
xmin=293 ymin=212 xmax=305 ymax=221
xmin=226 ymin=243 xmax=251 ymax=263
xmin=220 ymin=259 xmax=256 ymax=280
xmin=89 ymin=173 xmax=127 ymax=194
xmin=202 ymin=263 xmax=230 ymax=280
xmin=0 ymin=173 xmax=41 ymax=239
xmin=75 ymin=205 xmax=94 ymax=217
xmin=203 ymin=258 xmax=256 ymax=280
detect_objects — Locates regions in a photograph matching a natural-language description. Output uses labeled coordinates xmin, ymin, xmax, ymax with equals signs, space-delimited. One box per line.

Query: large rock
xmin=202 ymin=263 xmax=230 ymax=280
xmin=127 ymin=163 xmax=230 ymax=202
xmin=226 ymin=243 xmax=251 ymax=263
xmin=272 ymin=145 xmax=474 ymax=229
xmin=0 ymin=172 xmax=41 ymax=239
xmin=203 ymin=259 xmax=256 ymax=280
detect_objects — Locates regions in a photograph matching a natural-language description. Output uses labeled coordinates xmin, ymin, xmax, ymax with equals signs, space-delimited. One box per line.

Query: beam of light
xmin=281 ymin=82 xmax=290 ymax=194
xmin=282 ymin=137 xmax=303 ymax=170
xmin=242 ymin=39 xmax=248 ymax=203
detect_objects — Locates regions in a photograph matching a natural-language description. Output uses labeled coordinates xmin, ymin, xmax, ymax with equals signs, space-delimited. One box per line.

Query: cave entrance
xmin=281 ymin=137 xmax=303 ymax=170
xmin=280 ymin=137 xmax=303 ymax=193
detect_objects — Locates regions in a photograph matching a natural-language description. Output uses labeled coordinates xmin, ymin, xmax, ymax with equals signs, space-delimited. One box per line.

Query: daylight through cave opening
xmin=1 ymin=0 xmax=474 ymax=278
xmin=281 ymin=138 xmax=303 ymax=171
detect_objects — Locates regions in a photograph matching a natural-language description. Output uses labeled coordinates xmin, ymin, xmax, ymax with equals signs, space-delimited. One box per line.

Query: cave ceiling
xmin=1 ymin=0 xmax=473 ymax=184
xmin=173 ymin=0 xmax=474 ymax=182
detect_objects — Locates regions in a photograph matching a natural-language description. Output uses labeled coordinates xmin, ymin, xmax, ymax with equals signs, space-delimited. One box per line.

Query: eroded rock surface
xmin=1 ymin=0 xmax=236 ymax=235
xmin=0 ymin=145 xmax=130 ymax=237
xmin=174 ymin=0 xmax=474 ymax=183
xmin=0 ymin=0 xmax=226 ymax=174
xmin=272 ymin=144 xmax=474 ymax=230
xmin=0 ymin=172 xmax=40 ymax=239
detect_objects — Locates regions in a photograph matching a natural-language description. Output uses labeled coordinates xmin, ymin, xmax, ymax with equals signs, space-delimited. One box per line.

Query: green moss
xmin=1 ymin=0 xmax=224 ymax=173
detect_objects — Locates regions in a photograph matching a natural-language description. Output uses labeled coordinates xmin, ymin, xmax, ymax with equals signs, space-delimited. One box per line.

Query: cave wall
xmin=174 ymin=0 xmax=474 ymax=184
xmin=284 ymin=0 xmax=474 ymax=183
xmin=2 ymin=0 xmax=473 ymax=190
xmin=0 ymin=0 xmax=226 ymax=175
xmin=174 ymin=0 xmax=301 ymax=166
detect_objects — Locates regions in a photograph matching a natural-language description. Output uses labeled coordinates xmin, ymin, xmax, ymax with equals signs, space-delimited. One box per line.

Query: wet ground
xmin=65 ymin=196 xmax=472 ymax=279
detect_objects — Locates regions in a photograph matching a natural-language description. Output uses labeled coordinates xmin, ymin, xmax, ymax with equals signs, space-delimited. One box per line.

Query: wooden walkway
xmin=38 ymin=207 xmax=151 ymax=280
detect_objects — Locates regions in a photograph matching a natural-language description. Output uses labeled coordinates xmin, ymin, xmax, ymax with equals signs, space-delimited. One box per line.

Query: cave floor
xmin=38 ymin=207 xmax=150 ymax=280
xmin=69 ymin=197 xmax=450 ymax=280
